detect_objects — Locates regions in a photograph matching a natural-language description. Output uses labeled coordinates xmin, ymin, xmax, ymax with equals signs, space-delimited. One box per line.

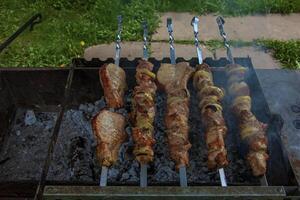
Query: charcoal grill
xmin=0 ymin=57 xmax=299 ymax=199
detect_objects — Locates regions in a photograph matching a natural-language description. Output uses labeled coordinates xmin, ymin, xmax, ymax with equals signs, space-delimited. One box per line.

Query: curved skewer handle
xmin=167 ymin=18 xmax=176 ymax=64
xmin=142 ymin=21 xmax=149 ymax=60
xmin=191 ymin=17 xmax=203 ymax=65
xmin=216 ymin=16 xmax=234 ymax=64
xmin=115 ymin=15 xmax=122 ymax=66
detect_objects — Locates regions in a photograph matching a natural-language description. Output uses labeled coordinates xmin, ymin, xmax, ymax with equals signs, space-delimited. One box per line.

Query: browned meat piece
xmin=157 ymin=62 xmax=194 ymax=169
xmin=131 ymin=60 xmax=157 ymax=164
xmin=92 ymin=110 xmax=127 ymax=167
xmin=198 ymin=85 xmax=225 ymax=100
xmin=226 ymin=63 xmax=268 ymax=176
xmin=99 ymin=63 xmax=127 ymax=109
xmin=226 ymin=64 xmax=247 ymax=80
xmin=193 ymin=63 xmax=228 ymax=170
xmin=228 ymin=81 xmax=250 ymax=97
xmin=157 ymin=62 xmax=194 ymax=93
xmin=247 ymin=151 xmax=269 ymax=176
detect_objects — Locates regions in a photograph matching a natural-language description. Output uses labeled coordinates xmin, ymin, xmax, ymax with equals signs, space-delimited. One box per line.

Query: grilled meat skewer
xmin=157 ymin=62 xmax=194 ymax=169
xmin=226 ymin=63 xmax=268 ymax=176
xmin=93 ymin=61 xmax=127 ymax=186
xmin=131 ymin=60 xmax=157 ymax=164
xmin=193 ymin=63 xmax=228 ymax=169
xmin=99 ymin=63 xmax=127 ymax=109
xmin=92 ymin=110 xmax=127 ymax=167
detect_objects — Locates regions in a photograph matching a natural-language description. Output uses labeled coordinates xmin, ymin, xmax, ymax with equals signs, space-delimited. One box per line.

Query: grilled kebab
xmin=157 ymin=62 xmax=194 ymax=169
xmin=193 ymin=63 xmax=228 ymax=169
xmin=92 ymin=63 xmax=127 ymax=168
xmin=226 ymin=64 xmax=268 ymax=176
xmin=131 ymin=60 xmax=157 ymax=164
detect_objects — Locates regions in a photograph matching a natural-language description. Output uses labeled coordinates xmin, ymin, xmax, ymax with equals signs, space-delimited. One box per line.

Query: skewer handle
xmin=191 ymin=16 xmax=203 ymax=65
xmin=179 ymin=166 xmax=188 ymax=187
xmin=167 ymin=18 xmax=176 ymax=64
xmin=140 ymin=164 xmax=148 ymax=187
xmin=216 ymin=16 xmax=234 ymax=64
xmin=115 ymin=15 xmax=122 ymax=66
xmin=142 ymin=21 xmax=149 ymax=60
xmin=219 ymin=168 xmax=227 ymax=187
xmin=260 ymin=174 xmax=269 ymax=186
xmin=100 ymin=166 xmax=108 ymax=187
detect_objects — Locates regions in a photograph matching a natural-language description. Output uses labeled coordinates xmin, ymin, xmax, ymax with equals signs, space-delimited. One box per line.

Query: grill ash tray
xmin=0 ymin=69 xmax=69 ymax=196
xmin=46 ymin=57 xmax=294 ymax=186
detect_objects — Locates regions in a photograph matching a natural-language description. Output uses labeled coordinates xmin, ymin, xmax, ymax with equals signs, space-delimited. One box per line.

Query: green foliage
xmin=0 ymin=0 xmax=299 ymax=67
xmin=257 ymin=39 xmax=300 ymax=69
xmin=0 ymin=0 xmax=159 ymax=67
xmin=154 ymin=0 xmax=300 ymax=15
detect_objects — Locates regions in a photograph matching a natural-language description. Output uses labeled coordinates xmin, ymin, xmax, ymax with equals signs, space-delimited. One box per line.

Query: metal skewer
xmin=142 ymin=21 xmax=149 ymax=60
xmin=115 ymin=15 xmax=122 ymax=66
xmin=216 ymin=16 xmax=268 ymax=186
xmin=216 ymin=16 xmax=234 ymax=64
xmin=167 ymin=18 xmax=187 ymax=187
xmin=140 ymin=21 xmax=149 ymax=188
xmin=140 ymin=163 xmax=147 ymax=187
xmin=191 ymin=16 xmax=228 ymax=187
xmin=100 ymin=166 xmax=108 ymax=187
xmin=99 ymin=15 xmax=123 ymax=187
xmin=167 ymin=18 xmax=176 ymax=65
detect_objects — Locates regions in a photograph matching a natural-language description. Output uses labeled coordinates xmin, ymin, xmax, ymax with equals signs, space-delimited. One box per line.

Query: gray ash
xmin=0 ymin=108 xmax=57 ymax=181
xmin=47 ymin=88 xmax=259 ymax=185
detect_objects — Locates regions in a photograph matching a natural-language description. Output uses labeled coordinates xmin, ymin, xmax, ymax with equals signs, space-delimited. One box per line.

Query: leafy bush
xmin=26 ymin=0 xmax=97 ymax=10
xmin=154 ymin=0 xmax=300 ymax=15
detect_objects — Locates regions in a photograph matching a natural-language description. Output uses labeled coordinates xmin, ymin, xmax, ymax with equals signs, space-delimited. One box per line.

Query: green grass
xmin=256 ymin=39 xmax=300 ymax=69
xmin=0 ymin=0 xmax=160 ymax=67
xmin=0 ymin=0 xmax=300 ymax=67
xmin=154 ymin=39 xmax=300 ymax=69
xmin=155 ymin=0 xmax=300 ymax=15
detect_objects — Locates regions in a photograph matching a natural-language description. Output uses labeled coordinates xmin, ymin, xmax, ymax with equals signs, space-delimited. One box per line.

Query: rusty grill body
xmin=0 ymin=57 xmax=298 ymax=199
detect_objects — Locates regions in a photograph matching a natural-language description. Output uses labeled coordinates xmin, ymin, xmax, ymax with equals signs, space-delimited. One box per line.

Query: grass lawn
xmin=0 ymin=0 xmax=300 ymax=68
xmin=257 ymin=39 xmax=300 ymax=69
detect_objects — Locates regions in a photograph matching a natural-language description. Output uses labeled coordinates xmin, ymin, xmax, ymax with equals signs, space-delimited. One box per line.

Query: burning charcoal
xmin=94 ymin=98 xmax=106 ymax=111
xmin=44 ymin=121 xmax=54 ymax=131
xmin=121 ymin=173 xmax=130 ymax=181
xmin=108 ymin=168 xmax=119 ymax=179
xmin=24 ymin=110 xmax=37 ymax=126
xmin=87 ymin=103 xmax=95 ymax=113
xmin=16 ymin=130 xmax=21 ymax=136
xmin=79 ymin=104 xmax=88 ymax=112
xmin=128 ymin=166 xmax=138 ymax=178
xmin=68 ymin=136 xmax=93 ymax=180
xmin=46 ymin=87 xmax=262 ymax=186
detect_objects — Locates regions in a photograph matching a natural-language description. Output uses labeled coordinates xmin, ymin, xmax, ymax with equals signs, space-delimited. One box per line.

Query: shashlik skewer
xmin=131 ymin=22 xmax=156 ymax=187
xmin=158 ymin=18 xmax=194 ymax=187
xmin=226 ymin=64 xmax=269 ymax=177
xmin=157 ymin=62 xmax=194 ymax=186
xmin=216 ymin=16 xmax=269 ymax=179
xmin=191 ymin=16 xmax=228 ymax=187
xmin=93 ymin=15 xmax=127 ymax=187
xmin=131 ymin=59 xmax=157 ymax=187
xmin=193 ymin=63 xmax=229 ymax=169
